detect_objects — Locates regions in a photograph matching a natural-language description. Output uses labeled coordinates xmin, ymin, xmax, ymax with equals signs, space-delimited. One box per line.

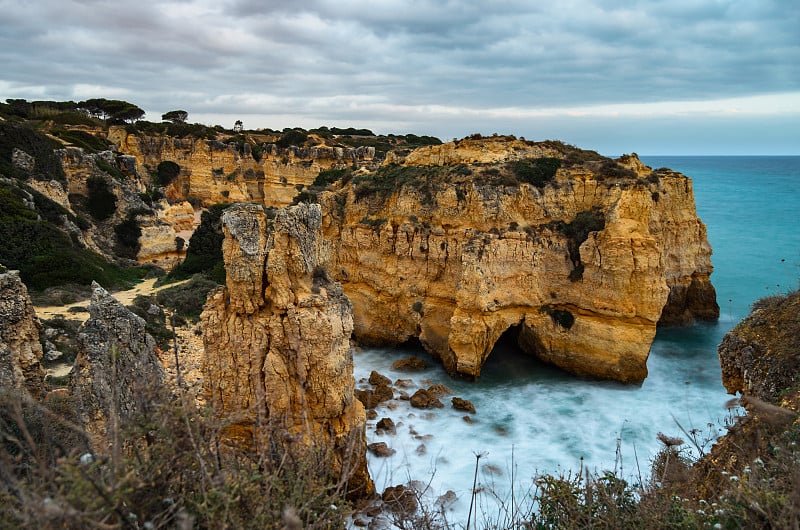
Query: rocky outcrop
xmin=108 ymin=127 xmax=377 ymax=207
xmin=70 ymin=282 xmax=165 ymax=447
xmin=0 ymin=267 xmax=45 ymax=396
xmin=319 ymin=139 xmax=718 ymax=383
xmin=718 ymin=290 xmax=800 ymax=402
xmin=201 ymin=203 xmax=373 ymax=496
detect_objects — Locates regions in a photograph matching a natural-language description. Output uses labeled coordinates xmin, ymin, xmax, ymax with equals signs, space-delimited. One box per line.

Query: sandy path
xmin=36 ymin=277 xmax=203 ymax=400
xmin=34 ymin=278 xmax=190 ymax=322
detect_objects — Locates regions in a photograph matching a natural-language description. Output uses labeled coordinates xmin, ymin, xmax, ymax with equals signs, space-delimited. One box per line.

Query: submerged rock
xmin=382 ymin=485 xmax=418 ymax=515
xmin=376 ymin=417 xmax=396 ymax=435
xmin=410 ymin=389 xmax=443 ymax=409
xmin=452 ymin=396 xmax=476 ymax=414
xmin=368 ymin=441 xmax=396 ymax=457
xmin=391 ymin=356 xmax=428 ymax=372
xmin=368 ymin=370 xmax=392 ymax=387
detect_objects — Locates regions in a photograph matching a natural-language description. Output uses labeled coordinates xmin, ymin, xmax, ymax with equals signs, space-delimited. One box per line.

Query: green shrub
xmin=0 ymin=180 xmax=146 ymax=291
xmin=114 ymin=215 xmax=141 ymax=259
xmin=51 ymin=129 xmax=109 ymax=152
xmin=0 ymin=121 xmax=66 ymax=182
xmin=353 ymin=164 xmax=443 ymax=204
xmin=127 ymin=295 xmax=174 ymax=349
xmin=155 ymin=160 xmax=181 ymax=186
xmin=549 ymin=209 xmax=606 ymax=281
xmin=156 ymin=274 xmax=219 ymax=323
xmin=85 ymin=175 xmax=117 ymax=220
xmin=95 ymin=158 xmax=125 ymax=180
xmin=276 ymin=128 xmax=308 ymax=148
xmin=168 ymin=203 xmax=230 ymax=283
xmin=508 ymin=157 xmax=561 ymax=188
xmin=313 ymin=167 xmax=348 ymax=187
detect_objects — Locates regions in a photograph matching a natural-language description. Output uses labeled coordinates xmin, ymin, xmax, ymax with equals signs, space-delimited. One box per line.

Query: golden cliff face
xmin=108 ymin=127 xmax=376 ymax=207
xmin=318 ymin=139 xmax=718 ymax=383
xmin=201 ymin=203 xmax=373 ymax=497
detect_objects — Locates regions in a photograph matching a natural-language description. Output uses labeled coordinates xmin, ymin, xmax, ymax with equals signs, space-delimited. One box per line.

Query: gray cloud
xmin=1 ymin=0 xmax=797 ymax=152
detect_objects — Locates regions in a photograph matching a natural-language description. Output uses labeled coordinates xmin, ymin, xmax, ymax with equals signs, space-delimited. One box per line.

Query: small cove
xmin=354 ymin=155 xmax=800 ymax=522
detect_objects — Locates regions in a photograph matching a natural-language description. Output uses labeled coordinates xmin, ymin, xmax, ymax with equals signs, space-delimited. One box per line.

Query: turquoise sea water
xmin=353 ymin=156 xmax=800 ymax=523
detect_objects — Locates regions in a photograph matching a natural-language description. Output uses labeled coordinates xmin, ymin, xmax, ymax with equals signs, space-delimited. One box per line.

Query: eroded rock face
xmin=320 ymin=142 xmax=718 ymax=383
xmin=70 ymin=282 xmax=165 ymax=447
xmin=718 ymin=291 xmax=800 ymax=402
xmin=0 ymin=267 xmax=45 ymax=396
xmin=201 ymin=203 xmax=373 ymax=497
xmin=109 ymin=127 xmax=377 ymax=207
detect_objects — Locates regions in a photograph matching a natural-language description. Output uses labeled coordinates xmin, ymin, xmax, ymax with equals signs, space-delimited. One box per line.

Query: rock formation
xmin=201 ymin=203 xmax=373 ymax=496
xmin=718 ymin=290 xmax=800 ymax=402
xmin=70 ymin=282 xmax=166 ymax=447
xmin=318 ymin=138 xmax=718 ymax=383
xmin=108 ymin=127 xmax=377 ymax=207
xmin=0 ymin=266 xmax=45 ymax=396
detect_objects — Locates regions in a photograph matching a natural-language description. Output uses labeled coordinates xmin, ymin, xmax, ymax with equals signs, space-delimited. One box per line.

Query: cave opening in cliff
xmin=481 ymin=324 xmax=565 ymax=382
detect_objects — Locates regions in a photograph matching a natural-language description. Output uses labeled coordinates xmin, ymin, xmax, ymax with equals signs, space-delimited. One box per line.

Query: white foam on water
xmin=354 ymin=325 xmax=735 ymax=526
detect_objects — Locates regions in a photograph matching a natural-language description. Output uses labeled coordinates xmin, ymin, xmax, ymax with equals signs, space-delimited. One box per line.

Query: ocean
xmin=352 ymin=156 xmax=800 ymax=523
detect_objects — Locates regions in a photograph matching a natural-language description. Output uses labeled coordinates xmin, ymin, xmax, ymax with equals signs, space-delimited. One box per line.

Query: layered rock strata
xmin=0 ymin=267 xmax=45 ymax=396
xmin=201 ymin=203 xmax=373 ymax=496
xmin=108 ymin=127 xmax=377 ymax=207
xmin=320 ymin=139 xmax=718 ymax=383
xmin=70 ymin=282 xmax=166 ymax=447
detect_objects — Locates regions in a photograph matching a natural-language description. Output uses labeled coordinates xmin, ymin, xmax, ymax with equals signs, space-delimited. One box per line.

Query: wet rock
xmin=376 ymin=417 xmax=396 ymax=435
xmin=391 ymin=356 xmax=427 ymax=372
xmin=368 ymin=442 xmax=396 ymax=457
xmin=463 ymin=415 xmax=475 ymax=424
xmin=366 ymin=409 xmax=378 ymax=420
xmin=356 ymin=384 xmax=393 ymax=409
xmin=382 ymin=485 xmax=418 ymax=515
xmin=415 ymin=444 xmax=426 ymax=455
xmin=436 ymin=490 xmax=458 ymax=509
xmin=427 ymin=383 xmax=453 ymax=397
xmin=368 ymin=370 xmax=391 ymax=387
xmin=410 ymin=388 xmax=443 ymax=409
xmin=394 ymin=378 xmax=414 ymax=388
xmin=373 ymin=383 xmax=393 ymax=403
xmin=452 ymin=396 xmax=476 ymax=414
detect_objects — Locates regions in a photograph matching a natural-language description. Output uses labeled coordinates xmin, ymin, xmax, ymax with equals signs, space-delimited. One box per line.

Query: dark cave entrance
xmin=480 ymin=323 xmax=568 ymax=383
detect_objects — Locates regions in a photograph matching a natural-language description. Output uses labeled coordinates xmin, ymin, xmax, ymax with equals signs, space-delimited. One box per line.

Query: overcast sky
xmin=1 ymin=0 xmax=798 ymax=154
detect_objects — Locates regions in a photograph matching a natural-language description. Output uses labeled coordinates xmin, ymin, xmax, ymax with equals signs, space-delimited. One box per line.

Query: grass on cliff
xmin=0 ymin=386 xmax=357 ymax=529
xmin=0 ymin=179 xmax=147 ymax=292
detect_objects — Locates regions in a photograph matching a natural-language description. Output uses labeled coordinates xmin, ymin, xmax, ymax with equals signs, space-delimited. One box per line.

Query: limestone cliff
xmin=70 ymin=282 xmax=166 ymax=447
xmin=108 ymin=127 xmax=377 ymax=208
xmin=0 ymin=266 xmax=45 ymax=396
xmin=318 ymin=138 xmax=718 ymax=383
xmin=55 ymin=146 xmax=188 ymax=267
xmin=201 ymin=203 xmax=373 ymax=496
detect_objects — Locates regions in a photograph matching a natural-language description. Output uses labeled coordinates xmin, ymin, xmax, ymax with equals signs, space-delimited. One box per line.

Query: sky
xmin=1 ymin=0 xmax=798 ymax=155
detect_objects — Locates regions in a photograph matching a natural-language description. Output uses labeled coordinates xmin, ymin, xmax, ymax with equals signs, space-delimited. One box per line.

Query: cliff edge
xmin=319 ymin=138 xmax=718 ymax=383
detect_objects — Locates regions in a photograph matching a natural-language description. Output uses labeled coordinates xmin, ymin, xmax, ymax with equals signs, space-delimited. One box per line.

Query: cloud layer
xmin=1 ymin=0 xmax=798 ymax=153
